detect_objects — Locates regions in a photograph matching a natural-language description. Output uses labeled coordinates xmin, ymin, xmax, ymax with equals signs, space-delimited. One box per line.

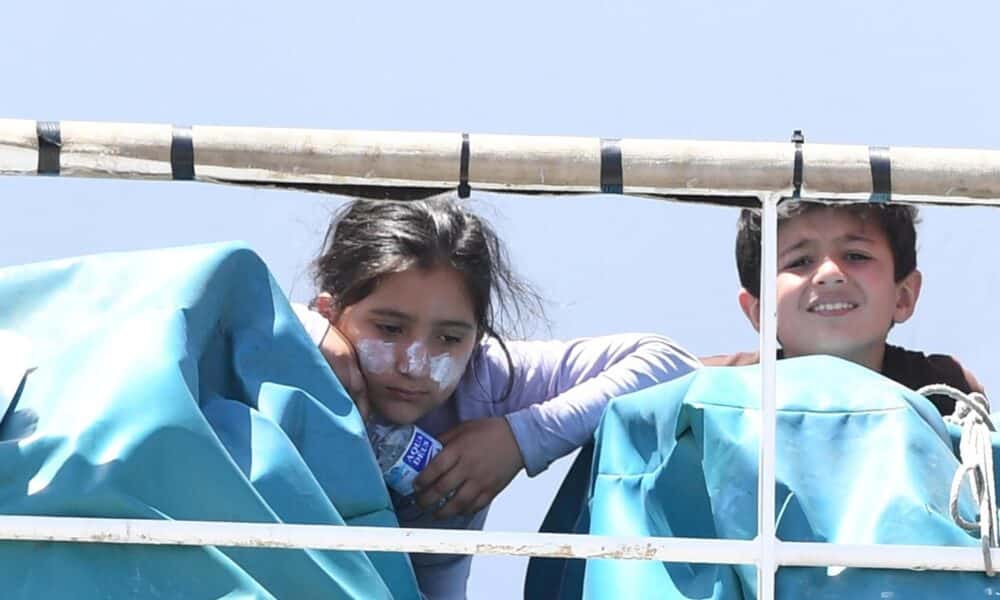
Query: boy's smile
xmin=739 ymin=205 xmax=921 ymax=372
xmin=807 ymin=301 xmax=857 ymax=315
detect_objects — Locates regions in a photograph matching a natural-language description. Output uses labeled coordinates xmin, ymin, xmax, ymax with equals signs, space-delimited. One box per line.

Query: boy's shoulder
xmin=882 ymin=344 xmax=985 ymax=412
xmin=700 ymin=345 xmax=984 ymax=396
xmin=700 ymin=351 xmax=760 ymax=367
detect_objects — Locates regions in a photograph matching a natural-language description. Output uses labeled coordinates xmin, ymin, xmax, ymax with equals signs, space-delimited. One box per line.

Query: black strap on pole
xmin=171 ymin=126 xmax=195 ymax=181
xmin=791 ymin=129 xmax=805 ymax=199
xmin=457 ymin=132 xmax=471 ymax=198
xmin=869 ymin=145 xmax=892 ymax=203
xmin=600 ymin=138 xmax=623 ymax=194
xmin=36 ymin=121 xmax=61 ymax=176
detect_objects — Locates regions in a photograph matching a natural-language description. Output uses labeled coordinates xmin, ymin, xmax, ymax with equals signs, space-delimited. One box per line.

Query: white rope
xmin=918 ymin=384 xmax=998 ymax=576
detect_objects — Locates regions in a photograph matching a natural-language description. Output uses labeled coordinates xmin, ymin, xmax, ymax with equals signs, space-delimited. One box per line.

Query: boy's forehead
xmin=778 ymin=206 xmax=887 ymax=245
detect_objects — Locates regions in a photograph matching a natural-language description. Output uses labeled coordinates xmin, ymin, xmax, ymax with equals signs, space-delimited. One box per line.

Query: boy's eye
xmin=782 ymin=256 xmax=812 ymax=270
xmin=845 ymin=252 xmax=871 ymax=262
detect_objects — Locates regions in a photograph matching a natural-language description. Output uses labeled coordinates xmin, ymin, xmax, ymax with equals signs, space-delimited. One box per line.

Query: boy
xmin=702 ymin=200 xmax=984 ymax=415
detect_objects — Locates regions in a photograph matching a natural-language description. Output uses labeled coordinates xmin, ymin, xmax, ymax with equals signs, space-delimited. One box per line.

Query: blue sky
xmin=4 ymin=1 xmax=1000 ymax=596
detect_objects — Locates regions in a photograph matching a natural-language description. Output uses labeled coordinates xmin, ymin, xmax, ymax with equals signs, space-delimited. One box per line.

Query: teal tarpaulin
xmin=584 ymin=356 xmax=999 ymax=599
xmin=0 ymin=243 xmax=421 ymax=599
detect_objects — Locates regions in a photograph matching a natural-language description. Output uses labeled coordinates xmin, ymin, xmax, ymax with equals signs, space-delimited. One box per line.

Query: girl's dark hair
xmin=736 ymin=200 xmax=919 ymax=298
xmin=313 ymin=194 xmax=544 ymax=398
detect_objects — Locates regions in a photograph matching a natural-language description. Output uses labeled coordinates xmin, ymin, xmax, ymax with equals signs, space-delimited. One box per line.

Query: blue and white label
xmin=384 ymin=426 xmax=442 ymax=496
xmin=403 ymin=430 xmax=436 ymax=471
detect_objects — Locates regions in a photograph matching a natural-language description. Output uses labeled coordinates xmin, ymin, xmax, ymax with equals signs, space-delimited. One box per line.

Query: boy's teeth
xmin=812 ymin=302 xmax=855 ymax=312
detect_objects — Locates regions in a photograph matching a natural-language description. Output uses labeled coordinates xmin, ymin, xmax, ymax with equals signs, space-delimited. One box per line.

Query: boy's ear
xmin=314 ymin=292 xmax=339 ymax=323
xmin=738 ymin=288 xmax=762 ymax=332
xmin=893 ymin=269 xmax=922 ymax=324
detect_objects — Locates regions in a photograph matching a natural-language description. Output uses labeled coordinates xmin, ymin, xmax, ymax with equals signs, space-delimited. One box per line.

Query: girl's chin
xmin=370 ymin=401 xmax=426 ymax=425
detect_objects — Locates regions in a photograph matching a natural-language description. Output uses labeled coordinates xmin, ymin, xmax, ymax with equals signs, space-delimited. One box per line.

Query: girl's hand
xmin=413 ymin=417 xmax=524 ymax=519
xmin=318 ymin=324 xmax=371 ymax=421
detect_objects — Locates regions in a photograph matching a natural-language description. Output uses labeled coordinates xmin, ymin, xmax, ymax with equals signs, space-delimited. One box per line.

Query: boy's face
xmin=738 ymin=206 xmax=921 ymax=369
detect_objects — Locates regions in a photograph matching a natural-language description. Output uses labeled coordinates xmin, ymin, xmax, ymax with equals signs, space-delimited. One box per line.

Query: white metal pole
xmin=757 ymin=193 xmax=780 ymax=600
xmin=0 ymin=515 xmax=997 ymax=574
xmin=5 ymin=119 xmax=1000 ymax=205
xmin=0 ymin=515 xmax=758 ymax=563
xmin=777 ymin=541 xmax=997 ymax=572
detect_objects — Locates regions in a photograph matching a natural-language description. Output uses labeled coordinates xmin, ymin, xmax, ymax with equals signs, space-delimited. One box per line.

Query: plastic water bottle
xmin=367 ymin=421 xmax=443 ymax=497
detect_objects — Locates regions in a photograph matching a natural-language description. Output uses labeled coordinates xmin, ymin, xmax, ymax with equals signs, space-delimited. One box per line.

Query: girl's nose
xmin=813 ymin=257 xmax=846 ymax=286
xmin=397 ymin=342 xmax=430 ymax=377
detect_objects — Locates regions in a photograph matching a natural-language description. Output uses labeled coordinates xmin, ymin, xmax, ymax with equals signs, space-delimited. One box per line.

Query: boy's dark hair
xmin=736 ymin=201 xmax=919 ymax=298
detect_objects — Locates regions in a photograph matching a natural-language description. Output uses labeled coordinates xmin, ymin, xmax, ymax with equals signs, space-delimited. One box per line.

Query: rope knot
xmin=918 ymin=384 xmax=997 ymax=576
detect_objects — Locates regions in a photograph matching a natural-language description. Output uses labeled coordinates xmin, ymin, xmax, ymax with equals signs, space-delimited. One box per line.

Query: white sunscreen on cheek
xmin=428 ymin=353 xmax=464 ymax=391
xmin=404 ymin=342 xmax=429 ymax=376
xmin=355 ymin=339 xmax=395 ymax=374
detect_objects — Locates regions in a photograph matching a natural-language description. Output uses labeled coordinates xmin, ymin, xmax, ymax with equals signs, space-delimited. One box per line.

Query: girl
xmin=294 ymin=194 xmax=699 ymax=600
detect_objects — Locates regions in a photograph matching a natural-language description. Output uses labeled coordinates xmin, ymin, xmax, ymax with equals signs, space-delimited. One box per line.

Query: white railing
xmin=2 ymin=119 xmax=998 ymax=599
xmin=4 ymin=119 xmax=1000 ymax=206
xmin=758 ymin=192 xmax=780 ymax=597
xmin=0 ymin=514 xmax=997 ymax=572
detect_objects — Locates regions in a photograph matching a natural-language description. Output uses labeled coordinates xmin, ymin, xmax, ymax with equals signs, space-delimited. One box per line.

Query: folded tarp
xmin=585 ymin=356 xmax=997 ymax=599
xmin=0 ymin=242 xmax=421 ymax=599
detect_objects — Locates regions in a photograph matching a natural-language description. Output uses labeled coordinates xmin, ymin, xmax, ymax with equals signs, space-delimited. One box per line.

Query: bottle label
xmin=384 ymin=427 xmax=442 ymax=496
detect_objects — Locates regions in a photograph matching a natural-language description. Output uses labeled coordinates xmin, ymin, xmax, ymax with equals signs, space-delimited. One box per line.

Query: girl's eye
xmin=375 ymin=323 xmax=403 ymax=336
xmin=440 ymin=334 xmax=463 ymax=345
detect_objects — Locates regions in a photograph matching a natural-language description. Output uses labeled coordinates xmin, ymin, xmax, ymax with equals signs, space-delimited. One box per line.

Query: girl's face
xmin=331 ymin=266 xmax=479 ymax=424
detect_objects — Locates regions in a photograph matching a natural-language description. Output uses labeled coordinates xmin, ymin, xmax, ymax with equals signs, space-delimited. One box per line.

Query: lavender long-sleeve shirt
xmin=293 ymin=305 xmax=700 ymax=599
xmin=419 ymin=335 xmax=699 ymax=477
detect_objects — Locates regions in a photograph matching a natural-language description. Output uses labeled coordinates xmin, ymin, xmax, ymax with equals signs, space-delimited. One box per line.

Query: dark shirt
xmin=880 ymin=344 xmax=972 ymax=415
xmin=701 ymin=344 xmax=973 ymax=416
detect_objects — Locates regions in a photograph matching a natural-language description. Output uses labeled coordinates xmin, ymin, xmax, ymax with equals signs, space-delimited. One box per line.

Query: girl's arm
xmin=413 ymin=334 xmax=700 ymax=518
xmin=495 ymin=334 xmax=701 ymax=476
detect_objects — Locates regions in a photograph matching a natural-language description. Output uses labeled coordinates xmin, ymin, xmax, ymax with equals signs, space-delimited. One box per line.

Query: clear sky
xmin=4 ymin=1 xmax=1000 ymax=597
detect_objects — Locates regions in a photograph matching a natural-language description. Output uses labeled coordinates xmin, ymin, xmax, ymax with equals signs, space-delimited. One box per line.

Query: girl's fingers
xmin=345 ymin=361 xmax=370 ymax=420
xmin=428 ymin=466 xmax=466 ymax=509
xmin=352 ymin=383 xmax=370 ymax=422
xmin=416 ymin=447 xmax=458 ymax=488
xmin=436 ymin=427 xmax=459 ymax=444
xmin=433 ymin=480 xmax=479 ymax=520
xmin=414 ymin=450 xmax=460 ymax=505
xmin=318 ymin=325 xmax=371 ymax=419
xmin=464 ymin=492 xmax=493 ymax=517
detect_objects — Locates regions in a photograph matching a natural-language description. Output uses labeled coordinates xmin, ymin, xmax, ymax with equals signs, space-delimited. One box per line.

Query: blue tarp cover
xmin=0 ymin=243 xmax=421 ymax=599
xmin=585 ymin=356 xmax=1000 ymax=599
